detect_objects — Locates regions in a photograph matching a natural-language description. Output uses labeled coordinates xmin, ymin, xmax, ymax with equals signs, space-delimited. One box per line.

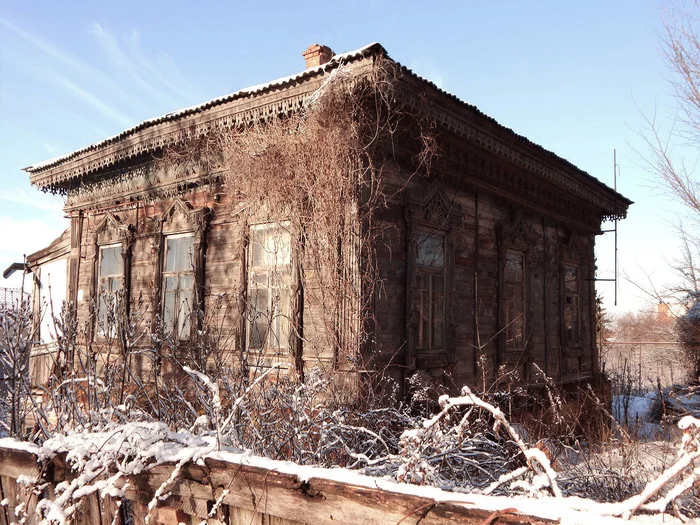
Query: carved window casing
xmin=93 ymin=213 xmax=133 ymax=339
xmin=504 ymin=250 xmax=525 ymax=351
xmin=406 ymin=189 xmax=459 ymax=369
xmin=497 ymin=210 xmax=536 ymax=369
xmin=157 ymin=198 xmax=209 ymax=342
xmin=246 ymin=222 xmax=292 ymax=352
xmin=162 ymin=234 xmax=196 ymax=340
xmin=563 ymin=265 xmax=581 ymax=347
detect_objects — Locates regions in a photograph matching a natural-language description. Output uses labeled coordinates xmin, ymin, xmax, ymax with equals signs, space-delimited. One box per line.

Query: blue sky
xmin=0 ymin=0 xmax=686 ymax=313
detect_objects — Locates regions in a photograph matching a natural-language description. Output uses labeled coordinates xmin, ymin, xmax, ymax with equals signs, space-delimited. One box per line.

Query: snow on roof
xmin=22 ymin=42 xmax=632 ymax=211
xmin=24 ymin=43 xmax=383 ymax=174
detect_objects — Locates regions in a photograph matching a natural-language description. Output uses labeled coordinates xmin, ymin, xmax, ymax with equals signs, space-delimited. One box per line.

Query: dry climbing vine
xmin=159 ymin=57 xmax=437 ymax=382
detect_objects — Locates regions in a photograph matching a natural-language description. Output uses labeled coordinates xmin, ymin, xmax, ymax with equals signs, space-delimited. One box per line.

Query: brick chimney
xmin=302 ymin=44 xmax=334 ymax=69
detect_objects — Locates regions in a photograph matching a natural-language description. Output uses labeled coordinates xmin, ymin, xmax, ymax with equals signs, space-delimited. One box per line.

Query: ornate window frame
xmin=156 ymin=198 xmax=210 ymax=342
xmin=496 ymin=209 xmax=537 ymax=373
xmin=245 ymin=221 xmax=293 ymax=355
xmin=405 ymin=188 xmax=460 ymax=370
xmin=92 ymin=213 xmax=133 ymax=340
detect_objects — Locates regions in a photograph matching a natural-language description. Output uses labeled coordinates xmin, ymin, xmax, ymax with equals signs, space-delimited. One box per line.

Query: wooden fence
xmin=0 ymin=442 xmax=565 ymax=525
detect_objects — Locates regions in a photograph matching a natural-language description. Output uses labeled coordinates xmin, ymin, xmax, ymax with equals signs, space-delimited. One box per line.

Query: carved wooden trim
xmin=153 ymin=198 xmax=212 ymax=342
xmin=95 ymin=213 xmax=133 ymax=245
xmin=560 ymin=230 xmax=587 ymax=262
xmin=405 ymin=187 xmax=462 ymax=229
xmin=496 ymin=208 xmax=539 ymax=253
xmin=91 ymin=213 xmax=135 ymax=341
xmin=404 ymin=186 xmax=459 ymax=371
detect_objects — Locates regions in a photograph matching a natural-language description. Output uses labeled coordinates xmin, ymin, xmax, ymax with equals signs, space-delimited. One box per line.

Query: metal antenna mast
xmin=597 ymin=149 xmax=619 ymax=305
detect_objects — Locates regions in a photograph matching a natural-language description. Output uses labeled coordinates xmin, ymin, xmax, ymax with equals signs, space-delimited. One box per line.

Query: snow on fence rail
xmin=0 ymin=439 xmax=689 ymax=525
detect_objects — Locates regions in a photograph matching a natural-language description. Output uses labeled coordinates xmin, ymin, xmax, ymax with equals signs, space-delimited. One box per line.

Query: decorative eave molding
xmin=496 ymin=208 xmax=540 ymax=252
xmin=25 ymin=42 xmax=630 ymax=222
xmin=29 ymin=91 xmax=313 ymax=193
xmin=25 ymin=45 xmax=382 ymax=192
xmin=393 ymin=78 xmax=630 ymax=221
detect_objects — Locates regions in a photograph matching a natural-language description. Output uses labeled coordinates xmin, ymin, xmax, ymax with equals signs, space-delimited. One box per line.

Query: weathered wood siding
xmin=0 ymin=444 xmax=559 ymax=525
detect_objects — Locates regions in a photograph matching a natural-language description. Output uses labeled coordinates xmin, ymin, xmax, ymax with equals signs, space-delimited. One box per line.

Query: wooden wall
xmin=62 ymin=146 xmax=601 ymax=396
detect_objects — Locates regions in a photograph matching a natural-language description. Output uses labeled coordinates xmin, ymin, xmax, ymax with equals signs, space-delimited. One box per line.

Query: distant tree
xmin=642 ymin=2 xmax=700 ymax=215
xmin=638 ymin=2 xmax=700 ymax=378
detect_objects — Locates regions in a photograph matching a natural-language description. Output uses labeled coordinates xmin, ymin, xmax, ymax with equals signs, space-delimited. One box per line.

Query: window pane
xmin=249 ymin=286 xmax=270 ymax=350
xmin=97 ymin=295 xmax=107 ymax=332
xmin=100 ymin=246 xmax=122 ymax=276
xmin=416 ymin=273 xmax=429 ymax=291
xmin=249 ymin=288 xmax=269 ymax=349
xmin=416 ymin=232 xmax=444 ymax=268
xmin=505 ymin=252 xmax=523 ymax=283
xmin=432 ymin=275 xmax=444 ymax=348
xmin=165 ymin=276 xmax=178 ymax=291
xmin=251 ymin=226 xmax=290 ymax=268
xmin=179 ymin=274 xmax=195 ymax=292
xmin=97 ymin=247 xmax=122 ymax=337
xmin=110 ymin=277 xmax=123 ymax=293
xmin=163 ymin=290 xmax=176 ymax=336
xmin=564 ymin=294 xmax=580 ymax=345
xmin=272 ymin=287 xmax=290 ymax=349
xmin=248 ymin=224 xmax=291 ymax=351
xmin=565 ymin=266 xmax=578 ymax=292
xmin=166 ymin=236 xmax=194 ymax=272
xmin=250 ymin=318 xmax=267 ymax=350
xmin=417 ymin=288 xmax=429 ymax=350
xmin=178 ymin=289 xmax=193 ymax=339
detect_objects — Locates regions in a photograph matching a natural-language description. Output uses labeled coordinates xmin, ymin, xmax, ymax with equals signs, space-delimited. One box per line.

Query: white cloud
xmin=42 ymin=142 xmax=60 ymax=156
xmin=88 ymin=22 xmax=182 ymax=108
xmin=56 ymin=76 xmax=133 ymax=127
xmin=0 ymin=189 xmax=64 ymax=213
xmin=408 ymin=57 xmax=446 ymax=91
xmin=0 ymin=16 xmax=136 ymax=127
xmin=122 ymin=28 xmax=202 ymax=103
xmin=0 ymin=215 xmax=67 ymax=271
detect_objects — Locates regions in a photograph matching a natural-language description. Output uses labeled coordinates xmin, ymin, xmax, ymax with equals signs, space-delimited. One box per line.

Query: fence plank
xmin=0 ymin=446 xmax=560 ymax=525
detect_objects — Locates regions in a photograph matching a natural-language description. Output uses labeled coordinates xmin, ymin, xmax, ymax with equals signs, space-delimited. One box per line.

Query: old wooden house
xmin=23 ymin=43 xmax=630 ymax=396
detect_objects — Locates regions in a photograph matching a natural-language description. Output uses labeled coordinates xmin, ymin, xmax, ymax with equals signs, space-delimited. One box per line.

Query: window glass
xmin=564 ymin=265 xmax=580 ymax=345
xmin=97 ymin=245 xmax=123 ymax=337
xmin=162 ymin=234 xmax=195 ymax=340
xmin=248 ymin=224 xmax=291 ymax=351
xmin=505 ymin=251 xmax=524 ymax=350
xmin=166 ymin=235 xmax=194 ymax=272
xmin=415 ymin=230 xmax=445 ymax=351
xmin=416 ymin=231 xmax=444 ymax=268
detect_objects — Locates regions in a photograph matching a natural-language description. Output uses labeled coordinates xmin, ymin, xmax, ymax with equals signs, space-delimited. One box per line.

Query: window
xmin=505 ymin=251 xmax=525 ymax=350
xmin=415 ymin=230 xmax=445 ymax=352
xmin=162 ymin=234 xmax=195 ymax=340
xmin=96 ymin=244 xmax=123 ymax=336
xmin=247 ymin=224 xmax=291 ymax=351
xmin=564 ymin=265 xmax=580 ymax=346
